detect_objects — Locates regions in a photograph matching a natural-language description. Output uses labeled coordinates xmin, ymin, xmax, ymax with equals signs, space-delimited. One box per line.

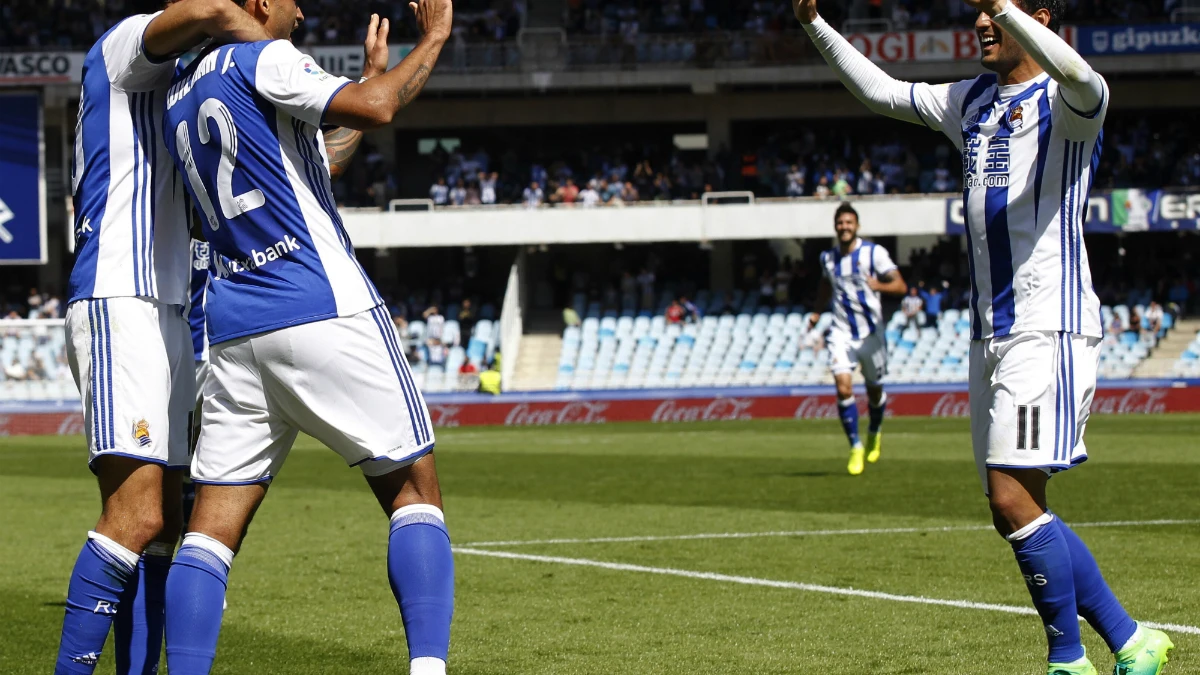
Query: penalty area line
xmin=460 ymin=519 xmax=1200 ymax=548
xmin=454 ymin=546 xmax=1200 ymax=636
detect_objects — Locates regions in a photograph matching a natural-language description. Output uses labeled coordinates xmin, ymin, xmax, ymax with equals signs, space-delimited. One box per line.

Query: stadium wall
xmin=4 ymin=380 xmax=1197 ymax=435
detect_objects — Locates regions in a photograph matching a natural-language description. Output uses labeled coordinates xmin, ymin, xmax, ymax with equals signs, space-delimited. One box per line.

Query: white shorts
xmin=65 ymin=297 xmax=195 ymax=470
xmin=193 ymin=306 xmax=435 ymax=484
xmin=827 ymin=330 xmax=887 ymax=384
xmin=194 ymin=358 xmax=209 ymax=407
xmin=970 ymin=331 xmax=1100 ymax=493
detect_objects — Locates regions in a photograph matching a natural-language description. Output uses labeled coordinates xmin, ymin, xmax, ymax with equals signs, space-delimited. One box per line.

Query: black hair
xmin=834 ymin=202 xmax=859 ymax=224
xmin=1013 ymin=0 xmax=1065 ymax=33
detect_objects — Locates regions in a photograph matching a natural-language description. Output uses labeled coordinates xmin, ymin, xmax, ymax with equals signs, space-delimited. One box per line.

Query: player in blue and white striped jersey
xmin=160 ymin=2 xmax=456 ymax=674
xmin=810 ymin=203 xmax=907 ymax=476
xmin=795 ymin=0 xmax=1174 ymax=672
xmin=56 ymin=4 xmax=270 ymax=673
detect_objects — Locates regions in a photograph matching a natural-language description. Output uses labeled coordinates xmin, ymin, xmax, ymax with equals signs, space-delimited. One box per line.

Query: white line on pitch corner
xmin=460 ymin=518 xmax=1200 ymax=547
xmin=453 ymin=547 xmax=1200 ymax=636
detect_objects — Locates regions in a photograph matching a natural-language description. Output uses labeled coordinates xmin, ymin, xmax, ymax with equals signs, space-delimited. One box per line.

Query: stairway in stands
xmin=510 ymin=334 xmax=564 ymax=391
xmin=1132 ymin=318 xmax=1200 ymax=378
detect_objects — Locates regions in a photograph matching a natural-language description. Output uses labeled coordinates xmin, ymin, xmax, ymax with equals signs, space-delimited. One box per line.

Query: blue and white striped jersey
xmin=820 ymin=239 xmax=897 ymax=340
xmin=188 ymin=238 xmax=210 ymax=362
xmin=68 ymin=13 xmax=191 ymax=307
xmin=911 ymin=71 xmax=1106 ymax=339
xmin=163 ymin=40 xmax=381 ymax=345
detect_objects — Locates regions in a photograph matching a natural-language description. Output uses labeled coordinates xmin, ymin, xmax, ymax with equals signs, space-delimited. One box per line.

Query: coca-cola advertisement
xmin=2 ymin=381 xmax=1198 ymax=436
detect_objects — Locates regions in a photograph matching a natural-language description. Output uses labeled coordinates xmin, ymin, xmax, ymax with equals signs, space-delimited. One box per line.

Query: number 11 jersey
xmin=164 ymin=40 xmax=381 ymax=345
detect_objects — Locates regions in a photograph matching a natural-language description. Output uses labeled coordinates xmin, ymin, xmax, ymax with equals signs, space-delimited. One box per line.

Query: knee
xmin=835 ymin=383 xmax=854 ymax=400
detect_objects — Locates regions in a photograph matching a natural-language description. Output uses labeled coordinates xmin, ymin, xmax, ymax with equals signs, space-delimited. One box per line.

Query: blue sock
xmin=55 ymin=535 xmax=139 ymax=674
xmin=388 ymin=505 xmax=455 ymax=663
xmin=1009 ymin=515 xmax=1084 ymax=664
xmin=114 ymin=552 xmax=171 ymax=675
xmin=1054 ymin=517 xmax=1138 ymax=653
xmin=165 ymin=535 xmax=233 ymax=675
xmin=868 ymin=393 xmax=887 ymax=434
xmin=837 ymin=397 xmax=860 ymax=447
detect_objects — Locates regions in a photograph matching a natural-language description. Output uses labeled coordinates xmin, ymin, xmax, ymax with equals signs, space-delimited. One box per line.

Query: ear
xmin=1031 ymin=7 xmax=1052 ymax=28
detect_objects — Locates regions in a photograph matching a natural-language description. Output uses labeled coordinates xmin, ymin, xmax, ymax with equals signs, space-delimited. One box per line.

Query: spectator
xmin=621 ymin=181 xmax=640 ymax=203
xmin=27 ymin=353 xmax=47 ymax=381
xmin=856 ymin=160 xmax=876 ymax=196
xmin=785 ymin=164 xmax=805 ymax=197
xmin=637 ymin=268 xmax=656 ymax=309
xmin=813 ymin=175 xmax=831 ymax=199
xmin=1144 ymin=300 xmax=1164 ymax=342
xmin=901 ymin=286 xmax=924 ymax=329
xmin=448 ymin=179 xmax=467 ymax=206
xmin=27 ymin=288 xmax=42 ymax=315
xmin=1168 ymin=277 xmax=1191 ymax=316
xmin=5 ymin=355 xmax=27 ymax=381
xmin=523 ymin=181 xmax=544 ymax=208
xmin=42 ymin=294 xmax=61 ymax=319
xmin=424 ymin=305 xmax=446 ymax=348
xmin=919 ymin=282 xmax=944 ymax=326
xmin=563 ymin=305 xmax=581 ymax=327
xmin=666 ymin=300 xmax=685 ymax=324
xmin=832 ymin=170 xmax=852 ymax=198
xmin=429 ymin=177 xmax=449 ymax=206
xmin=680 ymin=296 xmax=701 ymax=323
xmin=759 ymin=272 xmax=774 ymax=307
xmin=479 ymin=171 xmax=498 ymax=205
xmin=578 ymin=182 xmax=600 ymax=207
xmin=458 ymin=298 xmax=476 ymax=337
xmin=559 ymin=177 xmax=580 ymax=205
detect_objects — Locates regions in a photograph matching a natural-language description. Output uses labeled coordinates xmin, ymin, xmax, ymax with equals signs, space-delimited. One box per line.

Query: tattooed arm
xmin=323 ymin=13 xmax=393 ymax=178
xmin=323 ymin=0 xmax=451 ymax=131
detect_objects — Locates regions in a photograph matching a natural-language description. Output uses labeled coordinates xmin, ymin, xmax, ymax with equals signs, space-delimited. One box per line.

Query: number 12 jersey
xmin=164 ymin=40 xmax=381 ymax=345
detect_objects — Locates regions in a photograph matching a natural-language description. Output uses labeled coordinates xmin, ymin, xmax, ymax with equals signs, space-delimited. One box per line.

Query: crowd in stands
xmin=2 ymin=287 xmax=63 ymax=321
xmin=0 ymin=0 xmax=523 ymax=49
xmin=392 ymin=111 xmax=1200 ymax=210
xmin=561 ymin=0 xmax=1181 ymax=36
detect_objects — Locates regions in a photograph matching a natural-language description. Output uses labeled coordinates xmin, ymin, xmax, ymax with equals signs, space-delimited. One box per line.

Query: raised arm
xmin=791 ymin=0 xmax=922 ymax=125
xmin=142 ymin=0 xmax=271 ymax=61
xmin=325 ymin=14 xmax=390 ymax=178
xmin=973 ymin=0 xmax=1105 ymax=115
xmin=323 ymin=0 xmax=453 ymax=131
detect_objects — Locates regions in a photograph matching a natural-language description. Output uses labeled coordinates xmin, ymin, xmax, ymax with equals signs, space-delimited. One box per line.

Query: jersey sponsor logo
xmin=963 ymin=137 xmax=1010 ymax=188
xmin=132 ymin=419 xmax=152 ymax=447
xmin=192 ymin=241 xmax=210 ymax=270
xmin=213 ymin=235 xmax=302 ymax=279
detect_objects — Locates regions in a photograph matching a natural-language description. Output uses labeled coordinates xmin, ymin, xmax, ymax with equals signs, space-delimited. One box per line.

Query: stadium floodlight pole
xmin=324 ymin=0 xmax=454 ymax=130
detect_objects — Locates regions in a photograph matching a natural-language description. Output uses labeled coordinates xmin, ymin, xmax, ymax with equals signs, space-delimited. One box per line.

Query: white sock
xmin=838 ymin=396 xmax=856 ymax=408
xmin=411 ymin=656 xmax=447 ymax=675
xmin=1118 ymin=623 xmax=1144 ymax=653
xmin=181 ymin=532 xmax=235 ymax=571
xmin=1005 ymin=512 xmax=1054 ymax=543
xmin=87 ymin=531 xmax=141 ymax=569
xmin=390 ymin=504 xmax=446 ymax=527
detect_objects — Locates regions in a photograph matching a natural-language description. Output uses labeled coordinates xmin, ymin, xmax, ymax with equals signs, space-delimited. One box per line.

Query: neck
xmin=995 ymin=57 xmax=1043 ymax=86
xmin=838 ymin=238 xmax=857 ymax=255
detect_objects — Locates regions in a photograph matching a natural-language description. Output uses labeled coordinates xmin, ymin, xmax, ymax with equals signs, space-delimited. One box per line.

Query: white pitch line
xmin=454 ymin=547 xmax=1200 ymax=636
xmin=461 ymin=519 xmax=1200 ymax=548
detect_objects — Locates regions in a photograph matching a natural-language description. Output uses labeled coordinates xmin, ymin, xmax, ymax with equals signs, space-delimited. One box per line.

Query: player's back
xmin=69 ymin=13 xmax=189 ymax=306
xmin=820 ymin=240 xmax=894 ymax=339
xmin=164 ymin=40 xmax=379 ymax=345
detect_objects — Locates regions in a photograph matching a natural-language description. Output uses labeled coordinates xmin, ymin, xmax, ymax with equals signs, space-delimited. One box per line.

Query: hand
xmin=409 ymin=0 xmax=454 ymax=42
xmin=362 ymin=13 xmax=390 ymax=79
xmin=807 ymin=313 xmax=820 ymax=329
xmin=866 ymin=277 xmax=881 ymax=292
xmin=961 ymin=0 xmax=1008 ymax=16
xmin=792 ymin=0 xmax=818 ymax=24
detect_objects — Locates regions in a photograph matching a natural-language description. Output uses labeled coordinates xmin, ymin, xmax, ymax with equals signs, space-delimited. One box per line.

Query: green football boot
xmin=865 ymin=431 xmax=882 ymax=463
xmin=1049 ymin=655 xmax=1098 ymax=675
xmin=1114 ymin=626 xmax=1174 ymax=675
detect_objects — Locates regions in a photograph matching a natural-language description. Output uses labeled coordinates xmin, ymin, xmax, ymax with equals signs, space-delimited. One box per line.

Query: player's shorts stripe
xmin=88 ymin=302 xmax=104 ymax=449
xmin=1074 ymin=141 xmax=1087 ymax=332
xmin=1066 ymin=336 xmax=1077 ymax=458
xmin=369 ymin=306 xmax=427 ymax=445
xmin=380 ymin=305 xmax=432 ymax=445
xmin=102 ymin=299 xmax=115 ymax=449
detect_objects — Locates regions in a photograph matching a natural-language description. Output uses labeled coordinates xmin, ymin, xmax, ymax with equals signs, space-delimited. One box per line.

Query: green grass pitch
xmin=2 ymin=415 xmax=1197 ymax=674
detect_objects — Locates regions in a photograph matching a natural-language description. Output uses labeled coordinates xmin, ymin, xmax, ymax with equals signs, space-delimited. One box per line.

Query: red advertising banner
xmin=1 ymin=383 xmax=1192 ymax=437
xmin=846 ymin=26 xmax=1075 ymax=63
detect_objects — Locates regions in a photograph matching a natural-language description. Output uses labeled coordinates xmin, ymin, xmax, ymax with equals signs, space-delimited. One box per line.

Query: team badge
xmin=133 ymin=419 xmax=152 ymax=447
xmin=1008 ymin=103 xmax=1024 ymax=130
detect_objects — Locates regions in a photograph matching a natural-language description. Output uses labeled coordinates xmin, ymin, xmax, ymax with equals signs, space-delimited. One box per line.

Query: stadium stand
xmin=549 ymin=288 xmax=1170 ymax=389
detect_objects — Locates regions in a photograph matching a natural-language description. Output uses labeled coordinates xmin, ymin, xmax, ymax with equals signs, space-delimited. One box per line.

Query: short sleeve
xmin=872 ymin=245 xmax=897 ymax=276
xmin=910 ymin=78 xmax=979 ymax=150
xmin=251 ymin=40 xmax=353 ymax=127
xmin=1050 ymin=75 xmax=1109 ymax=141
xmin=102 ymin=13 xmax=175 ymax=92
